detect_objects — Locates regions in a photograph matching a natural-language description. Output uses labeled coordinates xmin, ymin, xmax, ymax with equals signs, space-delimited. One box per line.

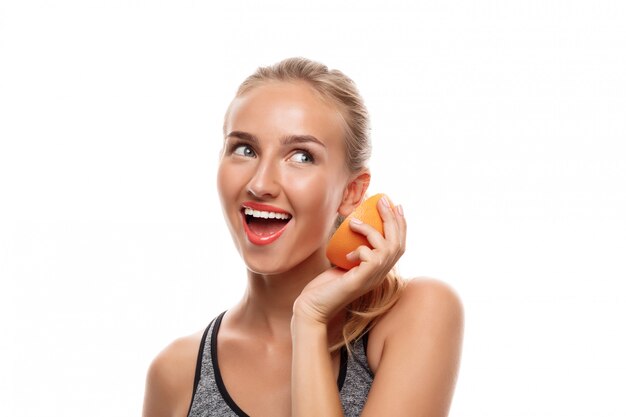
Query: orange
xmin=326 ymin=193 xmax=393 ymax=270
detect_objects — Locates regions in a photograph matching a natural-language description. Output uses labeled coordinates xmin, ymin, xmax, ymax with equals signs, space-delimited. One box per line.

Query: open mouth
xmin=241 ymin=205 xmax=292 ymax=245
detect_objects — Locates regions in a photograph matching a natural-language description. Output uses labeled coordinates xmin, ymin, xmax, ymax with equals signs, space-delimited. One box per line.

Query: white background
xmin=1 ymin=1 xmax=625 ymax=416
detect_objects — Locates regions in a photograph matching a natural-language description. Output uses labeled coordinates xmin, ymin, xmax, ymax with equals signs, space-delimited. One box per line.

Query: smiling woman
xmin=142 ymin=57 xmax=464 ymax=417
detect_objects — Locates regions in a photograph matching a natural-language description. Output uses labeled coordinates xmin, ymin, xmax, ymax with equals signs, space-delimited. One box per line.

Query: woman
xmin=143 ymin=57 xmax=464 ymax=417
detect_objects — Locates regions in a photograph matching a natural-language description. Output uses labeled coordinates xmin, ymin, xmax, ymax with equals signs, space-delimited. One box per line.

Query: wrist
xmin=291 ymin=311 xmax=328 ymax=341
xmin=292 ymin=298 xmax=330 ymax=327
xmin=291 ymin=312 xmax=328 ymax=329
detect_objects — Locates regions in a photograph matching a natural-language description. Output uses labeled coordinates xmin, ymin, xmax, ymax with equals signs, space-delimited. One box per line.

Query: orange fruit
xmin=326 ymin=193 xmax=393 ymax=270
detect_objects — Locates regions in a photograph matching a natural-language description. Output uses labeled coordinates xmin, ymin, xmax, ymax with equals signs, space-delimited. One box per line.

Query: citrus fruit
xmin=326 ymin=193 xmax=392 ymax=270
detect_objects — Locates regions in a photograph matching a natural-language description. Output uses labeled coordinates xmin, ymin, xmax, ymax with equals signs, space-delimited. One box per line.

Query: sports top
xmin=187 ymin=311 xmax=374 ymax=417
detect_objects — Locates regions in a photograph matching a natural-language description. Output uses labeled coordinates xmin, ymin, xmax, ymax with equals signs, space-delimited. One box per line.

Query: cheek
xmin=217 ymin=163 xmax=239 ymax=208
xmin=288 ymin=169 xmax=346 ymax=231
xmin=216 ymin=164 xmax=228 ymax=201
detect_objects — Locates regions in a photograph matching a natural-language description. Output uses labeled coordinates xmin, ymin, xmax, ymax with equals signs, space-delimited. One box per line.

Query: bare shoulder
xmin=142 ymin=330 xmax=205 ymax=417
xmin=363 ymin=278 xmax=464 ymax=417
xmin=370 ymin=277 xmax=464 ymax=350
xmin=390 ymin=277 xmax=463 ymax=329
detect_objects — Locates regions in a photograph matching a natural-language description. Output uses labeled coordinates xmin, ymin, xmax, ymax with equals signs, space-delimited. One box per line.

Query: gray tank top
xmin=187 ymin=311 xmax=374 ymax=417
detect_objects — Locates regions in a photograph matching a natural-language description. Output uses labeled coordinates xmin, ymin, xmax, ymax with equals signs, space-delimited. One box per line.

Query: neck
xmin=229 ymin=248 xmax=342 ymax=343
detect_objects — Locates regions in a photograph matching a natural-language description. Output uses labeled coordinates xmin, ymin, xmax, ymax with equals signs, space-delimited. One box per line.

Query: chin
xmin=240 ymin=246 xmax=326 ymax=277
xmin=243 ymin=259 xmax=292 ymax=276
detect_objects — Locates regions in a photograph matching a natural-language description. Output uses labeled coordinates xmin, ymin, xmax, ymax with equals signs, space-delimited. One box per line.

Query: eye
xmin=289 ymin=150 xmax=315 ymax=164
xmin=233 ymin=144 xmax=256 ymax=158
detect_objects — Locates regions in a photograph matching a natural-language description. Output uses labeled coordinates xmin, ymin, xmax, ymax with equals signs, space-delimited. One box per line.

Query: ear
xmin=338 ymin=170 xmax=371 ymax=216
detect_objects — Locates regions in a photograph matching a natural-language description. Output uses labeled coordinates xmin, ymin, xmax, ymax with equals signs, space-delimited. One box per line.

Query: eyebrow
xmin=226 ymin=131 xmax=327 ymax=148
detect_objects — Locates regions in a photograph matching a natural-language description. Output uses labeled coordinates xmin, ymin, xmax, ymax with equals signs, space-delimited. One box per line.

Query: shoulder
xmin=370 ymin=277 xmax=463 ymax=349
xmin=142 ymin=330 xmax=205 ymax=417
xmin=362 ymin=277 xmax=464 ymax=416
xmin=390 ymin=277 xmax=463 ymax=331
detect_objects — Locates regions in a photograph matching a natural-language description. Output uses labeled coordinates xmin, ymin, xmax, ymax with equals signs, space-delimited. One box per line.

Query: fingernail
xmin=398 ymin=205 xmax=404 ymax=216
xmin=350 ymin=218 xmax=363 ymax=225
xmin=381 ymin=196 xmax=390 ymax=208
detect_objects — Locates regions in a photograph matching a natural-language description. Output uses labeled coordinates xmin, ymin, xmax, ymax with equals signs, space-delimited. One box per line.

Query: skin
xmin=143 ymin=81 xmax=464 ymax=417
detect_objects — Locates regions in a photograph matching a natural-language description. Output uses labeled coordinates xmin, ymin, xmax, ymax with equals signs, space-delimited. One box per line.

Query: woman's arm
xmin=291 ymin=277 xmax=463 ymax=417
xmin=290 ymin=198 xmax=407 ymax=416
xmin=290 ymin=196 xmax=463 ymax=416
xmin=291 ymin=314 xmax=344 ymax=417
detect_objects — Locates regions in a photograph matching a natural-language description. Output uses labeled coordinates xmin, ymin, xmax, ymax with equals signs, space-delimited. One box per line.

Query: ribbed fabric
xmin=187 ymin=311 xmax=374 ymax=417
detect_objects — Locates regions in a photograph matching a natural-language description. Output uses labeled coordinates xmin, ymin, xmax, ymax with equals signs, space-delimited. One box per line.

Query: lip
xmin=241 ymin=201 xmax=292 ymax=215
xmin=240 ymin=201 xmax=292 ymax=246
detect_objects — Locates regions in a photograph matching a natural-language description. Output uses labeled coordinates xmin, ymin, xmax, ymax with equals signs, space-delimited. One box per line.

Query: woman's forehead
xmin=225 ymin=82 xmax=346 ymax=147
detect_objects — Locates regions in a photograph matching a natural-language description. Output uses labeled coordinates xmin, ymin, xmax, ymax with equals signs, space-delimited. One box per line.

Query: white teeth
xmin=244 ymin=207 xmax=291 ymax=220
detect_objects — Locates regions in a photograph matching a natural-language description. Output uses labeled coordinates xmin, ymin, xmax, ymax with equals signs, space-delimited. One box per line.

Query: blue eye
xmin=289 ymin=150 xmax=315 ymax=164
xmin=233 ymin=145 xmax=256 ymax=158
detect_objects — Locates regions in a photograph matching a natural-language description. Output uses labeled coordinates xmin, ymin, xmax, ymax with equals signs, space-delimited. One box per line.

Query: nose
xmin=246 ymin=158 xmax=281 ymax=199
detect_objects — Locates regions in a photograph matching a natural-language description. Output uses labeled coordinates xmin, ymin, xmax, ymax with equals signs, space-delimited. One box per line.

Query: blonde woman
xmin=143 ymin=57 xmax=464 ymax=417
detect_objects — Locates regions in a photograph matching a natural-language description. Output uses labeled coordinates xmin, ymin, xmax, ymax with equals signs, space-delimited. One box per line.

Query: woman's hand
xmin=293 ymin=196 xmax=407 ymax=326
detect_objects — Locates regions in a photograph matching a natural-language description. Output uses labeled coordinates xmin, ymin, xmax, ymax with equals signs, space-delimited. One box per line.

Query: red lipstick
xmin=241 ymin=201 xmax=291 ymax=214
xmin=240 ymin=201 xmax=292 ymax=246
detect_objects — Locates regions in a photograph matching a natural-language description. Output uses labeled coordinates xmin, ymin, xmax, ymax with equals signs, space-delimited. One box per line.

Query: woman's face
xmin=218 ymin=81 xmax=352 ymax=274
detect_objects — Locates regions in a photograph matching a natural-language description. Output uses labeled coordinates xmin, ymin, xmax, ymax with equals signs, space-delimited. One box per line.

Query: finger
xmin=348 ymin=218 xmax=386 ymax=249
xmin=377 ymin=196 xmax=401 ymax=248
xmin=343 ymin=245 xmax=398 ymax=295
xmin=394 ymin=204 xmax=407 ymax=254
xmin=346 ymin=244 xmax=374 ymax=264
xmin=378 ymin=197 xmax=405 ymax=259
xmin=343 ymin=245 xmax=384 ymax=293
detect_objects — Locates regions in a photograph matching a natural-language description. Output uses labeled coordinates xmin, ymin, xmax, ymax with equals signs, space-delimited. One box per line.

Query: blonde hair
xmin=228 ymin=57 xmax=407 ymax=353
